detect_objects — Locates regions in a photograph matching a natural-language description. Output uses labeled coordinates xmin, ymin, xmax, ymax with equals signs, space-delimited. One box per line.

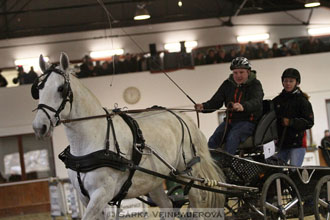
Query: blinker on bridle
xmin=32 ymin=64 xmax=73 ymax=127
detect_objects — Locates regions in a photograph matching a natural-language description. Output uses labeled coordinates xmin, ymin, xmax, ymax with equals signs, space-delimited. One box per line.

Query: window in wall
xmin=0 ymin=134 xmax=55 ymax=183
xmin=327 ymin=99 xmax=330 ymax=130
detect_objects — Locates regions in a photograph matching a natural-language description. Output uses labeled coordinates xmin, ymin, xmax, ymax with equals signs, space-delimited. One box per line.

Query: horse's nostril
xmin=41 ymin=124 xmax=47 ymax=135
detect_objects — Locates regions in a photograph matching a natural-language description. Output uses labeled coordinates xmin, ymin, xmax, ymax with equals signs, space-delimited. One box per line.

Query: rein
xmin=60 ymin=107 xmax=225 ymax=124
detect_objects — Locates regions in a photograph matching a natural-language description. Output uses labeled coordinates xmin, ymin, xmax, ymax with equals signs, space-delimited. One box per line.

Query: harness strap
xmin=131 ymin=163 xmax=240 ymax=197
xmin=149 ymin=105 xmax=199 ymax=175
xmin=183 ymin=180 xmax=194 ymax=195
xmin=104 ymin=108 xmax=111 ymax=151
xmin=34 ymin=65 xmax=73 ymax=127
xmin=77 ymin=171 xmax=90 ymax=199
xmin=110 ymin=118 xmax=122 ymax=155
xmin=110 ymin=113 xmax=145 ymax=206
xmin=172 ymin=156 xmax=201 ymax=175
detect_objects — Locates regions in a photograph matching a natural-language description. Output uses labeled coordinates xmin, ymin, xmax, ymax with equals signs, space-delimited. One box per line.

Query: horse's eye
xmin=58 ymin=85 xmax=64 ymax=92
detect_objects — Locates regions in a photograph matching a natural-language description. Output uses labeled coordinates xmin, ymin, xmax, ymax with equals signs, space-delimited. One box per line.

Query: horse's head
xmin=32 ymin=52 xmax=73 ymax=139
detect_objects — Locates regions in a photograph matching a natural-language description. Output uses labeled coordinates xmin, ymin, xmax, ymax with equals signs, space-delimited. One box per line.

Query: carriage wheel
xmin=314 ymin=175 xmax=330 ymax=220
xmin=225 ymin=197 xmax=256 ymax=219
xmin=261 ymin=173 xmax=304 ymax=220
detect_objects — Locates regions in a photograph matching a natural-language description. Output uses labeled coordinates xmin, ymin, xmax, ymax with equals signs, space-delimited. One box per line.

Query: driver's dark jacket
xmin=202 ymin=71 xmax=264 ymax=123
xmin=272 ymin=88 xmax=314 ymax=149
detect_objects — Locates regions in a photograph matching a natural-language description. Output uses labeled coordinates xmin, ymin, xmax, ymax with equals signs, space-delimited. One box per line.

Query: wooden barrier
xmin=319 ymin=147 xmax=329 ymax=167
xmin=0 ymin=179 xmax=50 ymax=217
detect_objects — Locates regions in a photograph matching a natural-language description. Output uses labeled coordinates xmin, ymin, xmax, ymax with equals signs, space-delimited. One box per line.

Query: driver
xmin=195 ymin=57 xmax=264 ymax=154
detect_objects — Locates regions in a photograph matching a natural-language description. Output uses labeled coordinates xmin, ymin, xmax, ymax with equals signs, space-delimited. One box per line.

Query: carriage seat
xmin=219 ymin=100 xmax=278 ymax=154
xmin=237 ymin=100 xmax=278 ymax=153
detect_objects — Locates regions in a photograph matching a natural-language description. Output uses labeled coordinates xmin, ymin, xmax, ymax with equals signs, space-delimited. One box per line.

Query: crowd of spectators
xmin=193 ymin=37 xmax=329 ymax=66
xmin=12 ymin=66 xmax=38 ymax=85
xmin=76 ymin=53 xmax=150 ymax=78
xmin=0 ymin=36 xmax=329 ymax=87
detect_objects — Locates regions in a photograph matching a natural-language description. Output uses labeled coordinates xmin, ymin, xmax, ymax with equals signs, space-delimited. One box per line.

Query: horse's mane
xmin=67 ymin=67 xmax=103 ymax=107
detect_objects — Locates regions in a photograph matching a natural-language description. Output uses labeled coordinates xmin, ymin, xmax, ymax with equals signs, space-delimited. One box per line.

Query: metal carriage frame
xmin=210 ymin=149 xmax=330 ymax=220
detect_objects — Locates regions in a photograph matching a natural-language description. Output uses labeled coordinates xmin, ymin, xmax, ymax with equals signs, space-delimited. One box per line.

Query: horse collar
xmin=58 ymin=110 xmax=146 ymax=207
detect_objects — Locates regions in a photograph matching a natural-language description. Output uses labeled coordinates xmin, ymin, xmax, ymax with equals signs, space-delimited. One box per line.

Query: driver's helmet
xmin=230 ymin=57 xmax=251 ymax=70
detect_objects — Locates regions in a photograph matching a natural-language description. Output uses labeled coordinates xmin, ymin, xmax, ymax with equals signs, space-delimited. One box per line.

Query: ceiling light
xmin=236 ymin=33 xmax=270 ymax=43
xmin=308 ymin=27 xmax=330 ymax=36
xmin=164 ymin=41 xmax=198 ymax=53
xmin=134 ymin=3 xmax=151 ymax=20
xmin=304 ymin=0 xmax=320 ymax=8
xmin=15 ymin=56 xmax=49 ymax=72
xmin=164 ymin=42 xmax=181 ymax=53
xmin=185 ymin=41 xmax=198 ymax=52
xmin=90 ymin=49 xmax=124 ymax=59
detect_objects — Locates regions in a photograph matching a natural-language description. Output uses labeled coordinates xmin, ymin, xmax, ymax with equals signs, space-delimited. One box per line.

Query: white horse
xmin=32 ymin=53 xmax=225 ymax=220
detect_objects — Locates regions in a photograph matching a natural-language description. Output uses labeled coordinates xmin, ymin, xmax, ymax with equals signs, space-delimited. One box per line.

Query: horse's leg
xmin=149 ymin=184 xmax=174 ymax=220
xmin=82 ymin=186 xmax=115 ymax=220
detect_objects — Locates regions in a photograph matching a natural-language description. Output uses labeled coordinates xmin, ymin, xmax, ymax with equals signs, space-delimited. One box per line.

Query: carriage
xmin=31 ymin=53 xmax=330 ymax=220
xmin=165 ymin=100 xmax=330 ymax=220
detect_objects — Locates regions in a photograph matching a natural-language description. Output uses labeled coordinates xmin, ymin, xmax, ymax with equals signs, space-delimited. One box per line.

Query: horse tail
xmin=190 ymin=129 xmax=226 ymax=208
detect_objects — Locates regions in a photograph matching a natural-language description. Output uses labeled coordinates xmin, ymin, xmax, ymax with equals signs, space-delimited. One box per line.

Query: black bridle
xmin=32 ymin=65 xmax=73 ymax=127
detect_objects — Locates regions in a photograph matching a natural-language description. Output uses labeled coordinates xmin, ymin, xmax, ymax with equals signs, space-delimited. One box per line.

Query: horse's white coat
xmin=33 ymin=53 xmax=225 ymax=220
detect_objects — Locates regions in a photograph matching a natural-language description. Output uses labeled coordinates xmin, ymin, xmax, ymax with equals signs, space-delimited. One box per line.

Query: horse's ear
xmin=60 ymin=52 xmax=70 ymax=71
xmin=39 ymin=54 xmax=46 ymax=72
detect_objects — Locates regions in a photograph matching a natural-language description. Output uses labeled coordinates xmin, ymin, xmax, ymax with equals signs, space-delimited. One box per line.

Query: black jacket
xmin=202 ymin=71 xmax=264 ymax=123
xmin=321 ymin=137 xmax=330 ymax=148
xmin=273 ymin=88 xmax=314 ymax=149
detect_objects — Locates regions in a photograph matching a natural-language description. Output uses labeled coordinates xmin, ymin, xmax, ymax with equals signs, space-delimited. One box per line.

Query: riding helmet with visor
xmin=281 ymin=68 xmax=301 ymax=84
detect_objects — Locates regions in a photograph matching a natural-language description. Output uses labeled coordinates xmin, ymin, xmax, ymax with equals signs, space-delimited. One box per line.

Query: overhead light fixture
xmin=15 ymin=56 xmax=49 ymax=72
xmin=90 ymin=49 xmax=124 ymax=59
xmin=304 ymin=0 xmax=320 ymax=8
xmin=134 ymin=3 xmax=151 ymax=20
xmin=308 ymin=27 xmax=330 ymax=36
xmin=236 ymin=33 xmax=270 ymax=43
xmin=164 ymin=41 xmax=198 ymax=53
xmin=164 ymin=42 xmax=181 ymax=52
xmin=184 ymin=41 xmax=198 ymax=52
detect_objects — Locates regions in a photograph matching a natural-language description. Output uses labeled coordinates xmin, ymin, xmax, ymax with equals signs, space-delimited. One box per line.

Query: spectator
xmin=262 ymin=43 xmax=273 ymax=58
xmin=24 ymin=66 xmax=38 ymax=84
xmin=93 ymin=61 xmax=103 ymax=76
xmin=137 ymin=53 xmax=149 ymax=71
xmin=272 ymin=43 xmax=282 ymax=57
xmin=87 ymin=61 xmax=96 ymax=76
xmin=301 ymin=37 xmax=325 ymax=54
xmin=194 ymin=57 xmax=264 ymax=154
xmin=194 ymin=52 xmax=206 ymax=65
xmin=224 ymin=49 xmax=237 ymax=62
xmin=100 ymin=61 xmax=110 ymax=75
xmin=122 ymin=53 xmax=138 ymax=73
xmin=78 ymin=55 xmax=92 ymax=78
xmin=314 ymin=38 xmax=326 ymax=53
xmin=290 ymin=42 xmax=301 ymax=55
xmin=255 ymin=43 xmax=264 ymax=59
xmin=280 ymin=45 xmax=291 ymax=56
xmin=321 ymin=130 xmax=330 ymax=148
xmin=216 ymin=49 xmax=226 ymax=63
xmin=109 ymin=55 xmax=124 ymax=74
xmin=0 ymin=69 xmax=8 ymax=87
xmin=205 ymin=49 xmax=217 ymax=64
xmin=237 ymin=44 xmax=248 ymax=58
xmin=13 ymin=66 xmax=28 ymax=85
xmin=246 ymin=41 xmax=257 ymax=59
